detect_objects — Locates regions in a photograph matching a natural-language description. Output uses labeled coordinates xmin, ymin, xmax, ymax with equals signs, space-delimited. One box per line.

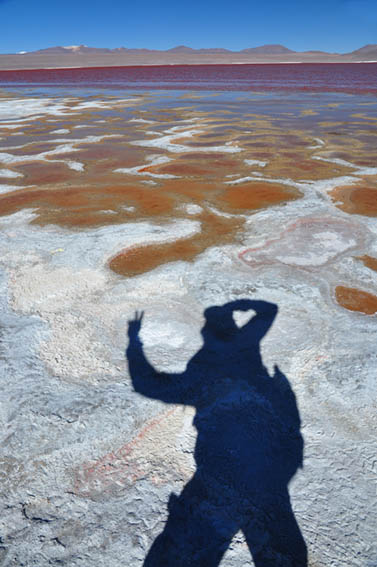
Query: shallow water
xmin=1 ymin=63 xmax=377 ymax=93
xmin=0 ymin=84 xmax=377 ymax=297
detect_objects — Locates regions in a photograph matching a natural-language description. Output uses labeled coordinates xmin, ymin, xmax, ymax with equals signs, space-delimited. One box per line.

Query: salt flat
xmin=0 ymin=87 xmax=376 ymax=566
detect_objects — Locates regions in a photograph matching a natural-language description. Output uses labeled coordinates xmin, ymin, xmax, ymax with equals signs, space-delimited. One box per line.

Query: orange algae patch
xmin=150 ymin=162 xmax=218 ymax=177
xmin=335 ymin=286 xmax=377 ymax=315
xmin=110 ymin=238 xmax=202 ymax=277
xmin=153 ymin=155 xmax=240 ymax=179
xmin=109 ymin=211 xmax=242 ymax=277
xmin=356 ymin=255 xmax=377 ymax=272
xmin=74 ymin=143 xmax=142 ymax=168
xmin=0 ymin=184 xmax=176 ymax=228
xmin=17 ymin=162 xmax=77 ymax=186
xmin=161 ymin=179 xmax=222 ymax=203
xmin=330 ymin=185 xmax=377 ymax=216
xmin=265 ymin=156 xmax=349 ymax=181
xmin=179 ymin=152 xmax=237 ymax=162
xmin=217 ymin=182 xmax=301 ymax=212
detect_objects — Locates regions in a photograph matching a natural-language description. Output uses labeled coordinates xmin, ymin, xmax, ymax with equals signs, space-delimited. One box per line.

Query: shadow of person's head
xmin=202 ymin=304 xmax=239 ymax=341
xmin=200 ymin=299 xmax=278 ymax=345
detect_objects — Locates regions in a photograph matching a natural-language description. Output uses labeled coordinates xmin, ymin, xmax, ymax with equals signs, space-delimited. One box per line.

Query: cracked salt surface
xmin=242 ymin=218 xmax=362 ymax=267
xmin=1 ymin=211 xmax=201 ymax=381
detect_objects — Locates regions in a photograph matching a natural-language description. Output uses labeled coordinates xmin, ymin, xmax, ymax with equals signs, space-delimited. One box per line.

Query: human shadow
xmin=126 ymin=299 xmax=307 ymax=566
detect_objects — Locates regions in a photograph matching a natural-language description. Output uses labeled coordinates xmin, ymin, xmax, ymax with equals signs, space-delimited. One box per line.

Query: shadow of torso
xmin=186 ymin=328 xmax=302 ymax=496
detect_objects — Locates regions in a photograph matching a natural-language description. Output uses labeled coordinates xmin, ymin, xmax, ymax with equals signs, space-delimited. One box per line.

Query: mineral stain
xmin=217 ymin=182 xmax=301 ymax=212
xmin=335 ymin=285 xmax=377 ymax=315
xmin=109 ymin=211 xmax=242 ymax=277
xmin=356 ymin=255 xmax=377 ymax=272
xmin=331 ymin=185 xmax=377 ymax=217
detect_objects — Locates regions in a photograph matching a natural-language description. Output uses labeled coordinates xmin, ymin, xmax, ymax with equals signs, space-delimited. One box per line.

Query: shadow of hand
xmin=128 ymin=310 xmax=144 ymax=339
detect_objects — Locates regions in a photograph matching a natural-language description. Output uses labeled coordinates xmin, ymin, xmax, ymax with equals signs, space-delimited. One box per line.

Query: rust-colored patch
xmin=109 ymin=211 xmax=242 ymax=277
xmin=0 ymin=184 xmax=175 ymax=227
xmin=330 ymin=185 xmax=377 ymax=217
xmin=356 ymin=255 xmax=377 ymax=272
xmin=217 ymin=182 xmax=301 ymax=212
xmin=335 ymin=285 xmax=377 ymax=315
xmin=180 ymin=152 xmax=237 ymax=161
xmin=265 ymin=156 xmax=350 ymax=181
xmin=17 ymin=162 xmax=77 ymax=185
xmin=110 ymin=237 xmax=202 ymax=276
xmin=10 ymin=142 xmax=57 ymax=157
xmin=152 ymin=162 xmax=219 ymax=177
xmin=160 ymin=179 xmax=222 ymax=202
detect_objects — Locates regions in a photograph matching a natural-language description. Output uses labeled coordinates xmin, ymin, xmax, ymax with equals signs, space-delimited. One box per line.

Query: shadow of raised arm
xmin=229 ymin=299 xmax=278 ymax=342
xmin=126 ymin=311 xmax=191 ymax=405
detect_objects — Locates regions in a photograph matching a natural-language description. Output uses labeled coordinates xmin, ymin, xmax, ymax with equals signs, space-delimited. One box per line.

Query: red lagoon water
xmin=0 ymin=63 xmax=377 ymax=93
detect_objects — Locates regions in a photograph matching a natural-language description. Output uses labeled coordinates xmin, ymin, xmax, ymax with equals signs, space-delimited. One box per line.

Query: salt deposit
xmin=0 ymin=88 xmax=376 ymax=567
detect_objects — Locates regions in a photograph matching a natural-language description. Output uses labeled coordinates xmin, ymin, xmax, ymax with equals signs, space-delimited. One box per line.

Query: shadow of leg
xmin=144 ymin=477 xmax=235 ymax=567
xmin=243 ymin=492 xmax=307 ymax=567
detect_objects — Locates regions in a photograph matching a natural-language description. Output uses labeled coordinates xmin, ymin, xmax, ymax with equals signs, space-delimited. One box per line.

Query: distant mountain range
xmin=1 ymin=43 xmax=376 ymax=70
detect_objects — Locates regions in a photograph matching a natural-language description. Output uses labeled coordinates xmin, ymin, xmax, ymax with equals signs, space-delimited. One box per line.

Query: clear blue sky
xmin=0 ymin=0 xmax=376 ymax=54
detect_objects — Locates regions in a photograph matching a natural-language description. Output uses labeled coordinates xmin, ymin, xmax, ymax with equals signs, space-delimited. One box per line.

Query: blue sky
xmin=0 ymin=0 xmax=376 ymax=54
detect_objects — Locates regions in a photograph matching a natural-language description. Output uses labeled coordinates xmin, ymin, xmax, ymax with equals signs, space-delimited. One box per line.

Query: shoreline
xmin=1 ymin=60 xmax=377 ymax=72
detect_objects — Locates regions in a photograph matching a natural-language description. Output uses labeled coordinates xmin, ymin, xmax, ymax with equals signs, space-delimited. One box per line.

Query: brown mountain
xmin=347 ymin=44 xmax=377 ymax=59
xmin=240 ymin=44 xmax=295 ymax=54
xmin=166 ymin=45 xmax=196 ymax=53
xmin=0 ymin=44 xmax=376 ymax=70
xmin=167 ymin=45 xmax=232 ymax=54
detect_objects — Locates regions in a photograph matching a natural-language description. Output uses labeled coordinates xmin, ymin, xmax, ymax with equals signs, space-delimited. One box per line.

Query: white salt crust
xmin=131 ymin=122 xmax=243 ymax=154
xmin=244 ymin=158 xmax=268 ymax=167
xmin=114 ymin=155 xmax=178 ymax=179
xmin=0 ymin=97 xmax=137 ymax=125
xmin=0 ymin=135 xmax=120 ymax=172
xmin=0 ymin=169 xmax=23 ymax=178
